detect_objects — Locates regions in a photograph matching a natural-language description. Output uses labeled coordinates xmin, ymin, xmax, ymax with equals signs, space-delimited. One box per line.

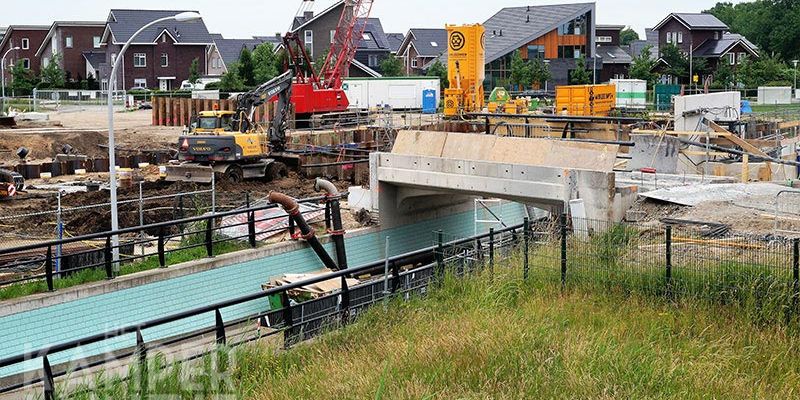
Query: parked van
xmin=180 ymin=77 xmax=221 ymax=91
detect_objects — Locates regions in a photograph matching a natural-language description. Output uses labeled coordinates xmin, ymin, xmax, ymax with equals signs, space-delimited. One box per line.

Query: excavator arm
xmin=231 ymin=70 xmax=294 ymax=151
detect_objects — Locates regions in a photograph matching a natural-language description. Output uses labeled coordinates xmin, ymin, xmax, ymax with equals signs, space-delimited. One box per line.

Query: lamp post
xmin=793 ymin=60 xmax=798 ymax=94
xmin=106 ymin=12 xmax=202 ymax=266
xmin=593 ymin=44 xmax=599 ymax=84
xmin=1 ymin=46 xmax=21 ymax=116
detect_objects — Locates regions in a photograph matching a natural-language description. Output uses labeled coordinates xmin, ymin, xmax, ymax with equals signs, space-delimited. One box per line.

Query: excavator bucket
xmin=165 ymin=163 xmax=215 ymax=183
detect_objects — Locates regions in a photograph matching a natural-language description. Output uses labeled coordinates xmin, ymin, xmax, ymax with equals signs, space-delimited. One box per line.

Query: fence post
xmin=666 ymin=225 xmax=673 ymax=298
xmin=560 ymin=213 xmax=568 ymax=288
xmin=436 ymin=230 xmax=444 ymax=281
xmin=135 ymin=329 xmax=148 ymax=394
xmin=340 ymin=275 xmax=351 ymax=324
xmin=104 ymin=235 xmax=114 ymax=280
xmin=205 ymin=216 xmax=214 ymax=257
xmin=248 ymin=210 xmax=257 ymax=248
xmin=793 ymin=238 xmax=799 ymax=316
xmin=42 ymin=355 xmax=54 ymax=400
xmin=45 ymin=246 xmax=54 ymax=292
xmin=157 ymin=226 xmax=166 ymax=267
xmin=489 ymin=228 xmax=495 ymax=278
xmin=214 ymin=309 xmax=226 ymax=345
xmin=281 ymin=292 xmax=294 ymax=349
xmin=523 ymin=217 xmax=530 ymax=281
xmin=139 ymin=181 xmax=145 ymax=257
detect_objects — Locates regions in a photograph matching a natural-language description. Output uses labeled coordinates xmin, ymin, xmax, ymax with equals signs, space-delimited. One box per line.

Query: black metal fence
xmin=1 ymin=213 xmax=799 ymax=398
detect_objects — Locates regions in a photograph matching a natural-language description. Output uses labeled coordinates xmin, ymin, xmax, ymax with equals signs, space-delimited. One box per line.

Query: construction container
xmin=610 ymin=79 xmax=647 ymax=109
xmin=444 ymin=24 xmax=485 ymax=116
xmin=555 ymin=84 xmax=616 ymax=116
xmin=757 ymin=86 xmax=792 ymax=105
xmin=654 ymin=84 xmax=681 ymax=111
xmin=342 ymin=77 xmax=440 ymax=110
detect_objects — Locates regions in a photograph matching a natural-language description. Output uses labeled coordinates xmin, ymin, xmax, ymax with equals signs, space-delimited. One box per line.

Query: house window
xmin=21 ymin=38 xmax=29 ymax=50
xmin=677 ymin=32 xmax=683 ymax=44
xmin=111 ymin=53 xmax=117 ymax=64
xmin=330 ymin=30 xmax=336 ymax=44
xmin=526 ymin=45 xmax=545 ymax=60
xmin=363 ymin=33 xmax=371 ymax=41
xmin=133 ymin=53 xmax=146 ymax=68
xmin=411 ymin=58 xmax=418 ymax=68
xmin=161 ymin=53 xmax=168 ymax=67
xmin=304 ymin=30 xmax=313 ymax=57
xmin=666 ymin=32 xmax=673 ymax=44
xmin=738 ymin=52 xmax=746 ymax=64
xmin=133 ymin=78 xmax=147 ymax=89
xmin=21 ymin=58 xmax=30 ymax=69
xmin=42 ymin=57 xmax=49 ymax=67
xmin=728 ymin=53 xmax=736 ymax=65
xmin=714 ymin=31 xmax=720 ymax=40
xmin=93 ymin=36 xmax=101 ymax=48
xmin=368 ymin=54 xmax=379 ymax=67
xmin=101 ymin=79 xmax=108 ymax=91
xmin=52 ymin=39 xmax=57 ymax=55
xmin=597 ymin=36 xmax=612 ymax=43
xmin=65 ymin=36 xmax=73 ymax=48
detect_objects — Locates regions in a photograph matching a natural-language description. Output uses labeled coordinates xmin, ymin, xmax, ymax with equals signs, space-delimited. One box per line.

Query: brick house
xmin=99 ymin=9 xmax=214 ymax=91
xmin=35 ymin=21 xmax=105 ymax=82
xmin=207 ymin=34 xmax=282 ymax=76
xmin=397 ymin=28 xmax=447 ymax=75
xmin=0 ymin=25 xmax=49 ymax=85
xmin=594 ymin=25 xmax=632 ymax=82
xmin=652 ymin=13 xmax=759 ymax=84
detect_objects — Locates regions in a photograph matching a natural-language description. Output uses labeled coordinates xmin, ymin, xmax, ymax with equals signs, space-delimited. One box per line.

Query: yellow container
xmin=444 ymin=24 xmax=485 ymax=117
xmin=555 ymin=84 xmax=616 ymax=116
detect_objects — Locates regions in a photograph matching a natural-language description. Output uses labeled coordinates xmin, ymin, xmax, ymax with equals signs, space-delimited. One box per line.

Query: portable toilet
xmin=422 ymin=89 xmax=437 ymax=114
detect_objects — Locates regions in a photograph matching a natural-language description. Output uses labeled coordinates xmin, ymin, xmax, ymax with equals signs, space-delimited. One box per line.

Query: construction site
xmin=1 ymin=0 xmax=800 ymax=398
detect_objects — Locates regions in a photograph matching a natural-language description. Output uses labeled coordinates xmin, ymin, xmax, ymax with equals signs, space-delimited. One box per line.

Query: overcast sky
xmin=3 ymin=0 xmax=750 ymax=38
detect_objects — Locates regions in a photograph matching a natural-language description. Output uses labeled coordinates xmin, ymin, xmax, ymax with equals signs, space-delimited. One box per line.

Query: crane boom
xmin=319 ymin=0 xmax=374 ymax=90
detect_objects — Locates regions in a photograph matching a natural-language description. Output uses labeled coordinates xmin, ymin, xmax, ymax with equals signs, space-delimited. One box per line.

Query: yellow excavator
xmin=166 ymin=70 xmax=294 ymax=183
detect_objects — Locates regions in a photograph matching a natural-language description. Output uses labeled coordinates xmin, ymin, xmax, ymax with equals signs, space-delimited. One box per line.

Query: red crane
xmin=283 ymin=0 xmax=374 ymax=117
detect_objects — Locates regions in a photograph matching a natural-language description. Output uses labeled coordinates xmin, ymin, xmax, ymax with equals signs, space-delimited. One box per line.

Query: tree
xmin=188 ymin=58 xmax=200 ymax=84
xmin=38 ymin=56 xmax=66 ymax=89
xmin=707 ymin=0 xmax=800 ymax=62
xmin=86 ymin=73 xmax=99 ymax=90
xmin=569 ymin=57 xmax=591 ymax=85
xmin=218 ymin=63 xmax=245 ymax=92
xmin=712 ymin=61 xmax=736 ymax=88
xmin=737 ymin=53 xmax=792 ymax=87
xmin=508 ymin=50 xmax=533 ymax=90
xmin=253 ymin=42 xmax=279 ymax=83
xmin=530 ymin=59 xmax=552 ymax=89
xmin=238 ymin=47 xmax=256 ymax=87
xmin=660 ymin=43 xmax=689 ymax=82
xmin=9 ymin=60 xmax=34 ymax=95
xmin=380 ymin=56 xmax=403 ymax=77
xmin=426 ymin=59 xmax=448 ymax=92
xmin=620 ymin=28 xmax=640 ymax=46
xmin=313 ymin=49 xmax=329 ymax=77
xmin=628 ymin=45 xmax=657 ymax=86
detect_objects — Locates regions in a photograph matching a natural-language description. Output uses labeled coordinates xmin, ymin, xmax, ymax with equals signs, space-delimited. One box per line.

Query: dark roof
xmin=105 ymin=9 xmax=212 ymax=44
xmin=653 ymin=13 xmax=728 ymax=31
xmin=401 ymin=28 xmax=447 ymax=57
xmin=357 ymin=18 xmax=389 ymax=51
xmin=386 ymin=33 xmax=405 ymax=53
xmin=596 ymin=24 xmax=625 ymax=31
xmin=253 ymin=35 xmax=283 ymax=45
xmin=693 ymin=33 xmax=759 ymax=58
xmin=597 ymin=45 xmax=632 ymax=64
xmin=213 ymin=37 xmax=269 ymax=67
xmin=82 ymin=51 xmax=105 ymax=70
xmin=291 ymin=1 xmax=344 ymax=33
xmin=484 ymin=2 xmax=595 ymax=63
xmin=628 ymin=28 xmax=658 ymax=59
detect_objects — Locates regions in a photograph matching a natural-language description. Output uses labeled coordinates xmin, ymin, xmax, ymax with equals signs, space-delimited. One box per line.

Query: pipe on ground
xmin=315 ymin=178 xmax=348 ymax=270
xmin=268 ymin=191 xmax=340 ymax=271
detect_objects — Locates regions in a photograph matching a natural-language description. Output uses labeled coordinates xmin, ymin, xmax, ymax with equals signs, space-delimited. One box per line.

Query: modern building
xmin=595 ymin=24 xmax=632 ymax=82
xmin=0 ymin=25 xmax=49 ymax=84
xmin=652 ymin=13 xmax=759 ymax=83
xmin=99 ymin=9 xmax=214 ymax=91
xmin=483 ymin=2 xmax=597 ymax=90
xmin=396 ymin=28 xmax=447 ymax=75
xmin=35 ymin=21 xmax=105 ymax=82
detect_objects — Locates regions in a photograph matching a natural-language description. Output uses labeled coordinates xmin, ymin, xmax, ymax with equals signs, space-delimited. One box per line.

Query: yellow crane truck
xmin=166 ymin=70 xmax=294 ymax=183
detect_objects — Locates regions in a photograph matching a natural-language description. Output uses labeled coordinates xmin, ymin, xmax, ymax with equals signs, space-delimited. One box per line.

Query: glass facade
xmin=526 ymin=45 xmax=545 ymax=60
xmin=557 ymin=14 xmax=588 ymax=36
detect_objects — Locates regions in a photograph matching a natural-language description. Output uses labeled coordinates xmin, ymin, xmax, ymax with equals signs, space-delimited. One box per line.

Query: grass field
xmin=55 ymin=262 xmax=800 ymax=400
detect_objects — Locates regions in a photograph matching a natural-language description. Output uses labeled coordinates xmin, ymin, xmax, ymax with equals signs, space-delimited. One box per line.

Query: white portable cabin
xmin=610 ymin=79 xmax=647 ymax=109
xmin=342 ymin=77 xmax=440 ymax=110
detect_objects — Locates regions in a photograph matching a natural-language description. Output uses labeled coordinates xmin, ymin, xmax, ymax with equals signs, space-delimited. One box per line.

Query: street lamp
xmin=793 ymin=60 xmax=798 ymax=94
xmin=106 ymin=11 xmax=202 ymax=266
xmin=1 ymin=46 xmax=21 ymax=116
xmin=593 ymin=44 xmax=600 ymax=84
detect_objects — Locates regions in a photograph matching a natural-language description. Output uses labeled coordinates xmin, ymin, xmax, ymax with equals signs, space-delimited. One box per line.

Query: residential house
xmin=35 ymin=21 xmax=105 ymax=83
xmin=652 ymin=13 xmax=759 ymax=83
xmin=99 ymin=9 xmax=214 ymax=91
xmin=207 ymin=34 xmax=281 ymax=76
xmin=628 ymin=28 xmax=659 ymax=59
xmin=386 ymin=33 xmax=405 ymax=55
xmin=397 ymin=28 xmax=447 ymax=75
xmin=0 ymin=25 xmax=49 ymax=85
xmin=0 ymin=28 xmax=6 ymax=44
xmin=483 ymin=3 xmax=597 ymax=90
xmin=289 ymin=1 xmax=388 ymax=77
xmin=594 ymin=25 xmax=632 ymax=82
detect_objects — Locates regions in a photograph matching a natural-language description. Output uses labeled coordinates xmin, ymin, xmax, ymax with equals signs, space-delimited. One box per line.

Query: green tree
xmin=569 ymin=57 xmax=591 ymax=85
xmin=530 ymin=58 xmax=552 ymax=88
xmin=737 ymin=53 xmax=791 ymax=87
xmin=628 ymin=45 xmax=657 ymax=86
xmin=218 ymin=63 xmax=245 ymax=92
xmin=188 ymin=58 xmax=200 ymax=84
xmin=253 ymin=42 xmax=279 ymax=83
xmin=9 ymin=60 xmax=34 ymax=95
xmin=508 ymin=50 xmax=533 ymax=90
xmin=426 ymin=59 xmax=448 ymax=92
xmin=238 ymin=47 xmax=256 ymax=87
xmin=38 ymin=56 xmax=66 ymax=89
xmin=379 ymin=56 xmax=404 ymax=77
xmin=660 ymin=43 xmax=689 ymax=82
xmin=712 ymin=61 xmax=736 ymax=88
xmin=620 ymin=28 xmax=640 ymax=46
xmin=707 ymin=0 xmax=800 ymax=61
xmin=313 ymin=49 xmax=329 ymax=77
